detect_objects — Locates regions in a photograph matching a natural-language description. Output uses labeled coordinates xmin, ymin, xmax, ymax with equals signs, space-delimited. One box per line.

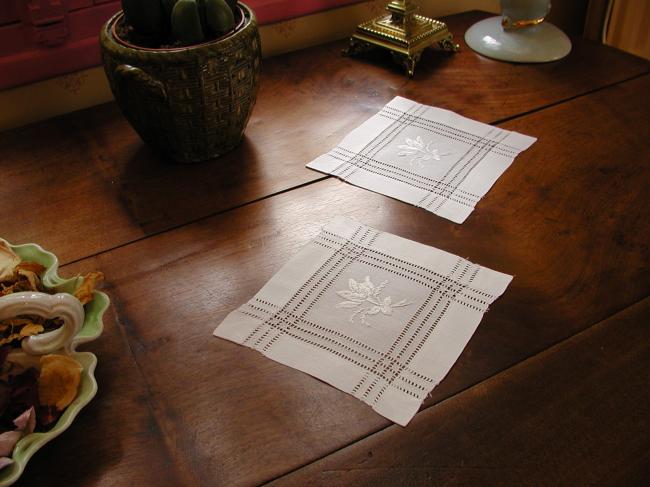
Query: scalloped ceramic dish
xmin=0 ymin=240 xmax=109 ymax=486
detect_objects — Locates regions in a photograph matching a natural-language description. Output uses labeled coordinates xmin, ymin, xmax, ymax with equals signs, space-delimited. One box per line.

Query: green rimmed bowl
xmin=0 ymin=240 xmax=109 ymax=486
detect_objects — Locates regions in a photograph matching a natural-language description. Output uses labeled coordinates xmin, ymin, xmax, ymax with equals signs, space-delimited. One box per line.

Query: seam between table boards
xmin=56 ymin=72 xmax=649 ymax=270
xmin=260 ymin=292 xmax=650 ymax=486
xmin=489 ymin=70 xmax=650 ymax=126
xmin=88 ymin=292 xmax=200 ymax=486
xmin=58 ymin=175 xmax=329 ymax=268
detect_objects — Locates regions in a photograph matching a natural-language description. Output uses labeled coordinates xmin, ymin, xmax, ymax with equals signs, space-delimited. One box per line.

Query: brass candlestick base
xmin=343 ymin=0 xmax=458 ymax=77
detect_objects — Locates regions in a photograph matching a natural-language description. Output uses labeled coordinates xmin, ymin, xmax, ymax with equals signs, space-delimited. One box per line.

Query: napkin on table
xmin=214 ymin=216 xmax=512 ymax=426
xmin=307 ymin=97 xmax=536 ymax=224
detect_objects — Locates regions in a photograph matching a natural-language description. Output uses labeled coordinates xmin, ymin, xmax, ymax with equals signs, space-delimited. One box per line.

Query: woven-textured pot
xmin=100 ymin=3 xmax=261 ymax=163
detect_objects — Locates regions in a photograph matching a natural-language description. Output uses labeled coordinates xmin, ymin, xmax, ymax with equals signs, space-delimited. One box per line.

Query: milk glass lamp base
xmin=465 ymin=16 xmax=571 ymax=63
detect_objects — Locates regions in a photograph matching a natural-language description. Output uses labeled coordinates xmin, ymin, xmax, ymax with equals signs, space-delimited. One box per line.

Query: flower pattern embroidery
xmin=397 ymin=136 xmax=452 ymax=167
xmin=336 ymin=276 xmax=411 ymax=326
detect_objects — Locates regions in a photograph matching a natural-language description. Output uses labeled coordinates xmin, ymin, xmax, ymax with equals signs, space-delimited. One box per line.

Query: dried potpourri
xmin=0 ymin=349 xmax=85 ymax=468
xmin=0 ymin=240 xmax=103 ymax=347
xmin=0 ymin=240 xmax=103 ymax=469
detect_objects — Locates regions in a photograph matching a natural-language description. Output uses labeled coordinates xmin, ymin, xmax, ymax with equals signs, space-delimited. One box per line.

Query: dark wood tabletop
xmin=2 ymin=10 xmax=649 ymax=487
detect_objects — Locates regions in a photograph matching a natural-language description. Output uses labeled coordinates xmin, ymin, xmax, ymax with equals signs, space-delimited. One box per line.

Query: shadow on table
xmin=117 ymin=136 xmax=262 ymax=235
xmin=344 ymin=44 xmax=458 ymax=79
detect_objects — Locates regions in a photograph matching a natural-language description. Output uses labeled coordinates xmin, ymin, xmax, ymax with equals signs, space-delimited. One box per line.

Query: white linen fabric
xmin=307 ymin=96 xmax=536 ymax=223
xmin=214 ymin=217 xmax=512 ymax=426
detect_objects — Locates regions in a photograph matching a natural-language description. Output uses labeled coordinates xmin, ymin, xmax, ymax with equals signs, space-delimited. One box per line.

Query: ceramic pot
xmin=100 ymin=3 xmax=261 ymax=163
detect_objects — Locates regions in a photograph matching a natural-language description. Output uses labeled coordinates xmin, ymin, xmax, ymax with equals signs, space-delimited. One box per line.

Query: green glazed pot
xmin=100 ymin=2 xmax=261 ymax=163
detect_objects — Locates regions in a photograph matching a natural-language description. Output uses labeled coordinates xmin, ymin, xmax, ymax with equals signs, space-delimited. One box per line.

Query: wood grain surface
xmin=15 ymin=298 xmax=187 ymax=486
xmin=1 ymin=11 xmax=648 ymax=265
xmin=270 ymin=296 xmax=650 ymax=487
xmin=12 ymin=74 xmax=647 ymax=485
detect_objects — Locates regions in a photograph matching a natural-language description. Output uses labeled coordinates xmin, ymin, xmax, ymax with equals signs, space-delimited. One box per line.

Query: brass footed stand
xmin=343 ymin=0 xmax=458 ymax=77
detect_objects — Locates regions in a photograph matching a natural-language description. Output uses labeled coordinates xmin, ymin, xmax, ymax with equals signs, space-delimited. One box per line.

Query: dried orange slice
xmin=38 ymin=355 xmax=83 ymax=411
xmin=73 ymin=272 xmax=104 ymax=305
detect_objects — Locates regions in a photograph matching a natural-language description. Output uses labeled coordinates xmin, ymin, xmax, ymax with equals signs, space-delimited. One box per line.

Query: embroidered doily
xmin=214 ymin=217 xmax=512 ymax=425
xmin=307 ymin=97 xmax=536 ymax=223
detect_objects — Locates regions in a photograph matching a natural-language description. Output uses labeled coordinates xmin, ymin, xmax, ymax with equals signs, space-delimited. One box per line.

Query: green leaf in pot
xmin=206 ymin=0 xmax=235 ymax=37
xmin=172 ymin=0 xmax=206 ymax=45
xmin=161 ymin=0 xmax=179 ymax=19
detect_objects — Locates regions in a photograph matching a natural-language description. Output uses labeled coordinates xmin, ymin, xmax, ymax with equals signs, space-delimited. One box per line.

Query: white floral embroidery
xmin=335 ymin=276 xmax=411 ymax=326
xmin=397 ymin=136 xmax=452 ymax=167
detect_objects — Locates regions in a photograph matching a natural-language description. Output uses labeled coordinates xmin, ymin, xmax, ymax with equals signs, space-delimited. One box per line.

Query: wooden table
xmin=2 ymin=11 xmax=649 ymax=486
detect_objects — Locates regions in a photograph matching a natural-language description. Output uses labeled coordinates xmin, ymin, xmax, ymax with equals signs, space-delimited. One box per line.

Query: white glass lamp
xmin=465 ymin=0 xmax=571 ymax=63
